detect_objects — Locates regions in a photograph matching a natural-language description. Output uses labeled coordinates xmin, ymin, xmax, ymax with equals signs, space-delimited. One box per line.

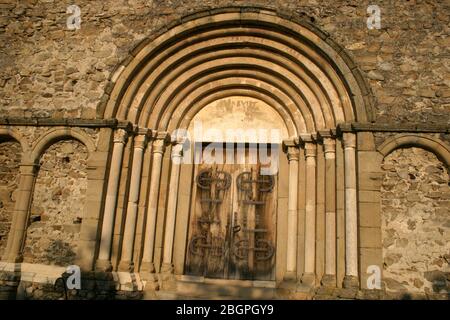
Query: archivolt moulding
xmin=377 ymin=134 xmax=450 ymax=167
xmin=28 ymin=127 xmax=96 ymax=164
xmin=98 ymin=7 xmax=375 ymax=135
xmin=0 ymin=127 xmax=29 ymax=153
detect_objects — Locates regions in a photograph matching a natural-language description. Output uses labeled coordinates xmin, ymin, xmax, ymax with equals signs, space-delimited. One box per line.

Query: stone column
xmin=96 ymin=128 xmax=128 ymax=271
xmin=343 ymin=132 xmax=359 ymax=288
xmin=322 ymin=136 xmax=337 ymax=287
xmin=118 ymin=132 xmax=148 ymax=272
xmin=282 ymin=140 xmax=299 ymax=282
xmin=301 ymin=140 xmax=317 ymax=287
xmin=160 ymin=142 xmax=184 ymax=274
xmin=5 ymin=163 xmax=38 ymax=262
xmin=140 ymin=134 xmax=168 ymax=274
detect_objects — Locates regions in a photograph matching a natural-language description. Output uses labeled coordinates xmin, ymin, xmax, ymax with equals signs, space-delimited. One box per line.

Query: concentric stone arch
xmin=99 ymin=7 xmax=374 ymax=134
xmin=93 ymin=6 xmax=376 ymax=290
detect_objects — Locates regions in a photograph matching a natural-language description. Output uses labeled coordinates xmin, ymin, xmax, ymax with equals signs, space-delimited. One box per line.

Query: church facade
xmin=0 ymin=2 xmax=449 ymax=299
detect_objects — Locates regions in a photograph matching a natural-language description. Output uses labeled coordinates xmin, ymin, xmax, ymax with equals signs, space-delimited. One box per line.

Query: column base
xmin=278 ymin=280 xmax=297 ymax=290
xmin=160 ymin=263 xmax=176 ymax=291
xmin=117 ymin=260 xmax=135 ymax=272
xmin=95 ymin=259 xmax=113 ymax=272
xmin=283 ymin=271 xmax=297 ymax=281
xmin=321 ymin=274 xmax=337 ymax=287
xmin=139 ymin=261 xmax=155 ymax=273
xmin=160 ymin=263 xmax=174 ymax=274
xmin=140 ymin=262 xmax=159 ymax=291
xmin=300 ymin=272 xmax=316 ymax=287
xmin=278 ymin=271 xmax=297 ymax=290
xmin=295 ymin=273 xmax=316 ymax=294
xmin=141 ymin=272 xmax=160 ymax=291
xmin=343 ymin=275 xmax=359 ymax=289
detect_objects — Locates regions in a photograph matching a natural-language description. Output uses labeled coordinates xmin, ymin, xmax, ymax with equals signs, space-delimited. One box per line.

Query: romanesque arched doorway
xmin=95 ymin=7 xmax=374 ymax=293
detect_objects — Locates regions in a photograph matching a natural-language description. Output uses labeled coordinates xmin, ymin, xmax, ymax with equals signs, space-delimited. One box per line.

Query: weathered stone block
xmin=358 ymin=151 xmax=383 ymax=173
xmin=359 ymin=202 xmax=381 ymax=227
xmin=360 ymin=227 xmax=381 ymax=248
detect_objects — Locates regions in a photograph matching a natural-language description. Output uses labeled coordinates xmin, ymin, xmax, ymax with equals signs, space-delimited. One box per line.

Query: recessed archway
xmin=94 ymin=7 xmax=374 ymax=293
xmin=99 ymin=7 xmax=374 ymax=133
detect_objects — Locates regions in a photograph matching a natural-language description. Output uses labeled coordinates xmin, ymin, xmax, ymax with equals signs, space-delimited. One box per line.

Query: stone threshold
xmin=175 ymin=274 xmax=277 ymax=288
xmin=2 ymin=263 xmax=445 ymax=300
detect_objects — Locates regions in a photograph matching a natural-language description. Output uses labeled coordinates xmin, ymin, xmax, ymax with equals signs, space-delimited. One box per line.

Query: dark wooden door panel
xmin=185 ymin=164 xmax=232 ymax=277
xmin=185 ymin=146 xmax=277 ymax=281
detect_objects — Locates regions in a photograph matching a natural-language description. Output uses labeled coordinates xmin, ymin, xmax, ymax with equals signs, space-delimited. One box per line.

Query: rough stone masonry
xmin=0 ymin=0 xmax=448 ymax=300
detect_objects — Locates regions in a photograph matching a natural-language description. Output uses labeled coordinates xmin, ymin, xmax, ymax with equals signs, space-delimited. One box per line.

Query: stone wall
xmin=23 ymin=140 xmax=88 ymax=266
xmin=0 ymin=0 xmax=449 ymax=301
xmin=0 ymin=141 xmax=21 ymax=258
xmin=0 ymin=267 xmax=144 ymax=300
xmin=15 ymin=273 xmax=143 ymax=300
xmin=381 ymin=147 xmax=450 ymax=295
xmin=0 ymin=0 xmax=448 ymax=124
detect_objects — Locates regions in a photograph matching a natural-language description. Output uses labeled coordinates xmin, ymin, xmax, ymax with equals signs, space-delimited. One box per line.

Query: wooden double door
xmin=185 ymin=146 xmax=277 ymax=281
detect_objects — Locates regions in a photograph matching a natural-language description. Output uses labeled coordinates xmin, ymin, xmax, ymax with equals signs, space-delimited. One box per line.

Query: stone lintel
xmin=0 ymin=117 xmax=119 ymax=128
xmin=134 ymin=127 xmax=153 ymax=138
xmin=336 ymin=122 xmax=450 ymax=134
xmin=297 ymin=133 xmax=316 ymax=146
xmin=155 ymin=131 xmax=171 ymax=144
xmin=1 ymin=118 xmax=447 ymax=134
xmin=116 ymin=120 xmax=133 ymax=131
xmin=336 ymin=123 xmax=352 ymax=135
xmin=316 ymin=129 xmax=336 ymax=142
xmin=281 ymin=138 xmax=296 ymax=150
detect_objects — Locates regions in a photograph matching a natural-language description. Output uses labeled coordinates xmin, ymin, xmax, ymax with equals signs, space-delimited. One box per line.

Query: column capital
xmin=323 ymin=137 xmax=336 ymax=159
xmin=342 ymin=132 xmax=356 ymax=149
xmin=171 ymin=142 xmax=184 ymax=159
xmin=133 ymin=128 xmax=159 ymax=140
xmin=287 ymin=147 xmax=299 ymax=162
xmin=317 ymin=129 xmax=336 ymax=141
xmin=282 ymin=138 xmax=296 ymax=147
xmin=135 ymin=127 xmax=155 ymax=139
xmin=304 ymin=142 xmax=317 ymax=158
xmin=282 ymin=140 xmax=299 ymax=161
xmin=113 ymin=128 xmax=128 ymax=144
xmin=133 ymin=134 xmax=148 ymax=150
xmin=116 ymin=120 xmax=134 ymax=133
xmin=152 ymin=132 xmax=171 ymax=154
xmin=297 ymin=133 xmax=316 ymax=145
xmin=154 ymin=131 xmax=171 ymax=143
xmin=152 ymin=139 xmax=167 ymax=154
xmin=323 ymin=137 xmax=336 ymax=146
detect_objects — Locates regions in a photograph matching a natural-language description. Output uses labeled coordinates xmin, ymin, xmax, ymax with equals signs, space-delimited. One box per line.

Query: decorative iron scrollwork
xmin=237 ymin=172 xmax=274 ymax=193
xmin=188 ymin=167 xmax=275 ymax=278
xmin=233 ymin=239 xmax=274 ymax=261
xmin=195 ymin=168 xmax=231 ymax=224
xmin=233 ymin=170 xmax=276 ymax=264
xmin=196 ymin=169 xmax=231 ymax=191
xmin=189 ymin=235 xmax=225 ymax=257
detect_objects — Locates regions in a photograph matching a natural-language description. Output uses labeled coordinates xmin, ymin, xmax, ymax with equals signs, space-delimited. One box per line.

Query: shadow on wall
xmin=22 ymin=139 xmax=87 ymax=267
xmin=0 ymin=141 xmax=22 ymax=258
xmin=381 ymin=147 xmax=450 ymax=299
xmin=23 ymin=220 xmax=80 ymax=266
xmin=43 ymin=239 xmax=77 ymax=266
xmin=424 ymin=270 xmax=450 ymax=297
